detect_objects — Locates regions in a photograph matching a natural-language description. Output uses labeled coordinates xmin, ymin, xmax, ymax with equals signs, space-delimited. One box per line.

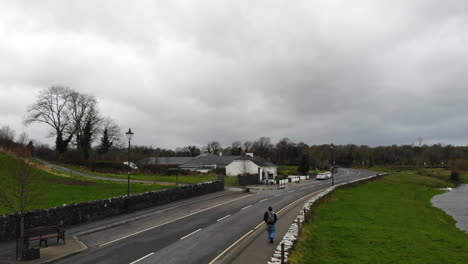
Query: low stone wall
xmin=268 ymin=174 xmax=386 ymax=264
xmin=0 ymin=180 xmax=223 ymax=241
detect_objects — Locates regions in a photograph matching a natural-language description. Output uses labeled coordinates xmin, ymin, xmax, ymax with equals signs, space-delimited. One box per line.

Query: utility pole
xmin=331 ymin=142 xmax=334 ymax=186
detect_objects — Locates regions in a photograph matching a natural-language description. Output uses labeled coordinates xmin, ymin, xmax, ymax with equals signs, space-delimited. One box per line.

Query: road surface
xmin=54 ymin=168 xmax=376 ymax=264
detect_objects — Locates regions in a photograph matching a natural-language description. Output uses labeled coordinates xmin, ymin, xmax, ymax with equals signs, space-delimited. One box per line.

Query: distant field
xmin=289 ymin=173 xmax=468 ymax=264
xmin=278 ymin=165 xmax=326 ymax=175
xmin=0 ymin=152 xmax=171 ymax=215
xmin=372 ymin=166 xmax=468 ymax=183
xmin=59 ymin=163 xmax=218 ymax=184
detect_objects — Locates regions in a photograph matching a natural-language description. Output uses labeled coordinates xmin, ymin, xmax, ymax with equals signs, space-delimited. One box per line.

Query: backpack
xmin=267 ymin=211 xmax=275 ymax=223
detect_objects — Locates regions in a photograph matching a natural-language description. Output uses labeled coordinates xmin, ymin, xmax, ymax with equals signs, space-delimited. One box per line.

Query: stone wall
xmin=0 ymin=180 xmax=223 ymax=241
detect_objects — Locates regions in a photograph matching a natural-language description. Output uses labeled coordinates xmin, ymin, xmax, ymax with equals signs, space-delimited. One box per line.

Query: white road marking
xmin=180 ymin=228 xmax=202 ymax=240
xmin=274 ymin=194 xmax=281 ymax=197
xmin=241 ymin=205 xmax=252 ymax=210
xmin=259 ymin=198 xmax=268 ymax=203
xmin=129 ymin=252 xmax=154 ymax=264
xmin=288 ymin=190 xmax=295 ymax=193
xmin=217 ymin=214 xmax=231 ymax=222
xmin=99 ymin=195 xmax=249 ymax=247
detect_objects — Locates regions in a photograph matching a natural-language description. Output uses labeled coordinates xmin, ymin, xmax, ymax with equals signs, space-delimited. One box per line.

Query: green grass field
xmin=59 ymin=163 xmax=218 ymax=184
xmin=0 ymin=152 xmax=172 ymax=215
xmin=289 ymin=173 xmax=468 ymax=264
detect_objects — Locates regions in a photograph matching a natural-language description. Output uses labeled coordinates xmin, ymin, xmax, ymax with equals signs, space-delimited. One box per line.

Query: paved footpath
xmin=432 ymin=184 xmax=468 ymax=233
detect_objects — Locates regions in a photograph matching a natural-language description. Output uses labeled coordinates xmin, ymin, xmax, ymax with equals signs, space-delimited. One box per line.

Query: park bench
xmin=24 ymin=225 xmax=65 ymax=247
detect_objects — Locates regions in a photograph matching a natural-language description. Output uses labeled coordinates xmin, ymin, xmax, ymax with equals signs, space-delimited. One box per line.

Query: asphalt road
xmin=55 ymin=168 xmax=376 ymax=264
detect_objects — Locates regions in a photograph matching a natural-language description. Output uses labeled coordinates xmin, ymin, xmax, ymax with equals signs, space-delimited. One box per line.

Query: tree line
xmin=3 ymin=86 xmax=468 ymax=169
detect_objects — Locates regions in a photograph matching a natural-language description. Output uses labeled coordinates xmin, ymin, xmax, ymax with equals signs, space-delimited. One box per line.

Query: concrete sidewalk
xmin=212 ymin=190 xmax=322 ymax=264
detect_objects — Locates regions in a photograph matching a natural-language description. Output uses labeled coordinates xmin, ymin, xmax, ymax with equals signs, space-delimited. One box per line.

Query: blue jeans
xmin=267 ymin=224 xmax=275 ymax=240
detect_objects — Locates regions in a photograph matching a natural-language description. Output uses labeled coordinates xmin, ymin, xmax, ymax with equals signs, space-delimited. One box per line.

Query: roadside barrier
xmin=0 ymin=180 xmax=223 ymax=241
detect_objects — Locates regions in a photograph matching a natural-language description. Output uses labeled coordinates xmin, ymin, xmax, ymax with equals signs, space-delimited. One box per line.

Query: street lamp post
xmin=125 ymin=128 xmax=134 ymax=204
xmin=330 ymin=142 xmax=334 ymax=186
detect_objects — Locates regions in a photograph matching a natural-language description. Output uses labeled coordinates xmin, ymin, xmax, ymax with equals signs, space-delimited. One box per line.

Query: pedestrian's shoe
xmin=270 ymin=238 xmax=273 ymax=243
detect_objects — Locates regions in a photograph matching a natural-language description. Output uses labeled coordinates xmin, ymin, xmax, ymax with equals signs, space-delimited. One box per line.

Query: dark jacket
xmin=264 ymin=211 xmax=277 ymax=224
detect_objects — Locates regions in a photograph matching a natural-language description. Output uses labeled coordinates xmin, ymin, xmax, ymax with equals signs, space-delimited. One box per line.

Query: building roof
xmin=235 ymin=155 xmax=278 ymax=167
xmin=180 ymin=154 xmax=278 ymax=168
xmin=180 ymin=154 xmax=240 ymax=168
xmin=139 ymin=157 xmax=195 ymax=166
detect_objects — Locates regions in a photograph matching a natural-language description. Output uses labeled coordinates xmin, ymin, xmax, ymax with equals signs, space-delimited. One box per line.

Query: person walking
xmin=264 ymin=206 xmax=277 ymax=243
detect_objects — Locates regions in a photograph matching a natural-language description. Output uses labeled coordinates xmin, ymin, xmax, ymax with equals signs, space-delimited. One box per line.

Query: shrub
xmin=450 ymin=171 xmax=460 ymax=184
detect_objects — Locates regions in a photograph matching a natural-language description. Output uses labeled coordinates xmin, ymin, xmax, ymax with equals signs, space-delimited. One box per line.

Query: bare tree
xmin=0 ymin=125 xmax=16 ymax=147
xmin=252 ymin=137 xmax=273 ymax=158
xmin=207 ymin=141 xmax=222 ymax=154
xmin=77 ymin=105 xmax=102 ymax=161
xmin=68 ymin=91 xmax=101 ymax=155
xmin=231 ymin=141 xmax=242 ymax=155
xmin=16 ymin=132 xmax=29 ymax=146
xmin=243 ymin=141 xmax=252 ymax=153
xmin=98 ymin=117 xmax=122 ymax=154
xmin=0 ymin=154 xmax=38 ymax=259
xmin=25 ymin=86 xmax=74 ymax=153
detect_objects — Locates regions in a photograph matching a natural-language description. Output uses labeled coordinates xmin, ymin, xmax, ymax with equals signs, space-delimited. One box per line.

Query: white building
xmin=225 ymin=153 xmax=278 ymax=181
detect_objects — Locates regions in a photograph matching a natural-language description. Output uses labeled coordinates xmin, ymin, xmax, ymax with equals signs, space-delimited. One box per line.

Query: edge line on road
xmin=207 ymin=229 xmax=255 ymax=264
xmin=129 ymin=252 xmax=154 ymax=264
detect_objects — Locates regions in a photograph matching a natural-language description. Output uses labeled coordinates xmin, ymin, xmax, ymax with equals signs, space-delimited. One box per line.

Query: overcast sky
xmin=1 ymin=0 xmax=467 ymax=149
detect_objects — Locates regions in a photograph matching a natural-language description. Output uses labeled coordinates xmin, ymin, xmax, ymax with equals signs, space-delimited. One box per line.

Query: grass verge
xmin=0 ymin=152 xmax=172 ymax=215
xmin=288 ymin=173 xmax=468 ymax=264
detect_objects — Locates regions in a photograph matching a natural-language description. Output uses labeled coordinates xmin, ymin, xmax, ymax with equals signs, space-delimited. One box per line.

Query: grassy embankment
xmin=59 ymin=163 xmax=218 ymax=184
xmin=0 ymin=152 xmax=172 ymax=215
xmin=289 ymin=172 xmax=468 ymax=264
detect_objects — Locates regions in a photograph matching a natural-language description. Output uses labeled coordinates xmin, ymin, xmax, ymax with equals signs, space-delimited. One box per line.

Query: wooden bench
xmin=25 ymin=226 xmax=65 ymax=247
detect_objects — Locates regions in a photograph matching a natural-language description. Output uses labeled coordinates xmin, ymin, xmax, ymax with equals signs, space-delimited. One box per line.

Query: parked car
xmin=316 ymin=172 xmax=331 ymax=180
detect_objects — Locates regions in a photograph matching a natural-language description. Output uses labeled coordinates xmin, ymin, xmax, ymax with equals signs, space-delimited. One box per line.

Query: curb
xmin=268 ymin=173 xmax=388 ymax=264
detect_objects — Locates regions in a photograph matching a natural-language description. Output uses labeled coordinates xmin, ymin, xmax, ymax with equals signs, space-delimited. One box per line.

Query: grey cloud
xmin=1 ymin=0 xmax=468 ymax=148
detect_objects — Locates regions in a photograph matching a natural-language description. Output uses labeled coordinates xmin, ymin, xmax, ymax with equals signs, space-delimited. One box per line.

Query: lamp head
xmin=125 ymin=128 xmax=134 ymax=141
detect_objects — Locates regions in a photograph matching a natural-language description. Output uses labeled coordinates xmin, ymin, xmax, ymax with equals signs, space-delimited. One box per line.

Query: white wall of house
xmin=226 ymin=160 xmax=278 ymax=179
xmin=226 ymin=160 xmax=259 ymax=176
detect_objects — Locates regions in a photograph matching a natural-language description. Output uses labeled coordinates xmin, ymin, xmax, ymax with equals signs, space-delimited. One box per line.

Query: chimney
xmin=246 ymin=153 xmax=253 ymax=158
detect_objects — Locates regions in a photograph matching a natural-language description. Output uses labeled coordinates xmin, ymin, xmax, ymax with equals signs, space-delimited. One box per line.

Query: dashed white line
xmin=241 ymin=205 xmax=252 ymax=210
xmin=180 ymin=228 xmax=202 ymax=240
xmin=217 ymin=214 xmax=231 ymax=222
xmin=259 ymin=198 xmax=268 ymax=203
xmin=129 ymin=252 xmax=154 ymax=264
xmin=99 ymin=195 xmax=249 ymax=247
xmin=288 ymin=190 xmax=295 ymax=193
xmin=274 ymin=194 xmax=281 ymax=197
